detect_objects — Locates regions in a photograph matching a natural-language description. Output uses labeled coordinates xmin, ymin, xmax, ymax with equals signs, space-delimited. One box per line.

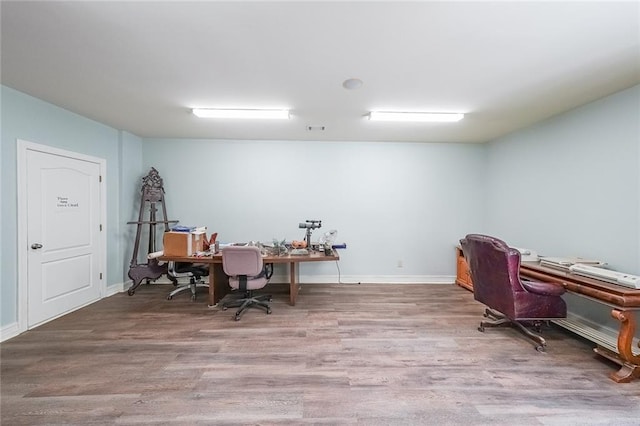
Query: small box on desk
xmin=162 ymin=231 xmax=204 ymax=257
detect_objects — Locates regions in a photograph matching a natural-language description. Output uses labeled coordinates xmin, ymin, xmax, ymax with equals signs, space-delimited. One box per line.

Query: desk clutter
xmin=161 ymin=219 xmax=346 ymax=259
xmin=218 ymin=239 xmax=346 ymax=258
xmin=534 ymin=256 xmax=640 ymax=289
xmin=163 ymin=228 xmax=205 ymax=257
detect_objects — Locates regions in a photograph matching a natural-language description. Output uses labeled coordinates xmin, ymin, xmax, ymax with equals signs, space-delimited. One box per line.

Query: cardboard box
xmin=163 ymin=231 xmax=204 ymax=257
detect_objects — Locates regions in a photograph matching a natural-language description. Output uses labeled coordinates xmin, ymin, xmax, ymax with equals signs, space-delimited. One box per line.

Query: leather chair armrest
xmin=521 ymin=279 xmax=565 ymax=297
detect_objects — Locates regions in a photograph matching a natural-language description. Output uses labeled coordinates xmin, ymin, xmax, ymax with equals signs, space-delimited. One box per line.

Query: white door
xmin=25 ymin=146 xmax=103 ymax=327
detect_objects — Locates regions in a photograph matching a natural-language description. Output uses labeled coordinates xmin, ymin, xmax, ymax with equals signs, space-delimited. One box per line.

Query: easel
xmin=126 ymin=167 xmax=178 ymax=295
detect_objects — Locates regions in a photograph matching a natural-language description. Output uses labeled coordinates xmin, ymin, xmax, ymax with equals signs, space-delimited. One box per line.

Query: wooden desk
xmin=455 ymin=246 xmax=473 ymax=291
xmin=159 ymin=250 xmax=339 ymax=307
xmin=519 ymin=262 xmax=640 ymax=383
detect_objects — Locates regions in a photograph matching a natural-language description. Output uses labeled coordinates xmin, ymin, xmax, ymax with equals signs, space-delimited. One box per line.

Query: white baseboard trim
xmin=113 ymin=279 xmax=169 ymax=293
xmin=271 ymin=274 xmax=456 ymax=285
xmin=136 ymin=274 xmax=455 ymax=285
xmin=106 ymin=281 xmax=127 ymax=296
xmin=0 ymin=322 xmax=21 ymax=343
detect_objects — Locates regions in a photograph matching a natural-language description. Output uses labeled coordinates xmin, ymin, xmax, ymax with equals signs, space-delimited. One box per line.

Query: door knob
xmin=31 ymin=243 xmax=43 ymax=249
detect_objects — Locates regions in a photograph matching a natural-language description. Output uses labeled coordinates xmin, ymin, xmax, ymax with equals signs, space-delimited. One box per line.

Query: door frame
xmin=16 ymin=139 xmax=107 ymax=333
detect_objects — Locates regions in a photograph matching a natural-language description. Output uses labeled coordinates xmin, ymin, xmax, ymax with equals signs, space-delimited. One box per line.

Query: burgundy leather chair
xmin=460 ymin=234 xmax=567 ymax=352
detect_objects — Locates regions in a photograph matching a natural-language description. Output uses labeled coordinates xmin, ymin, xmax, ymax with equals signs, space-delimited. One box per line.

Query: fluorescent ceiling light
xmin=368 ymin=111 xmax=464 ymax=122
xmin=192 ymin=108 xmax=290 ymax=119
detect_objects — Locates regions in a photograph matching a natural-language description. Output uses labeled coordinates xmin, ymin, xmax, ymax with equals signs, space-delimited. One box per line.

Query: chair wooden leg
xmin=477 ymin=310 xmax=548 ymax=352
xmin=512 ymin=321 xmax=547 ymax=352
xmin=479 ymin=317 xmax=511 ymax=332
xmin=484 ymin=308 xmax=505 ymax=320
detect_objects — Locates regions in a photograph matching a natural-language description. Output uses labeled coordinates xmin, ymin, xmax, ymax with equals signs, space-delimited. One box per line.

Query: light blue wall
xmin=1 ymin=85 xmax=142 ymax=328
xmin=484 ymin=84 xmax=640 ymax=332
xmin=485 ymin=85 xmax=640 ymax=273
xmin=143 ymin=139 xmax=485 ymax=279
xmin=0 ymin=91 xmax=3 ymax=316
xmin=119 ymin=131 xmax=144 ymax=278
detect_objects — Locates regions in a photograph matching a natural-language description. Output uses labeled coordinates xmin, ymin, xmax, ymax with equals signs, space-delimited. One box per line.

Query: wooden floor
xmin=2 ymin=283 xmax=639 ymax=425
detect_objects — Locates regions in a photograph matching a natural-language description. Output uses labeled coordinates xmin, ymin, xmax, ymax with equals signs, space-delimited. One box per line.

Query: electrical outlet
xmin=397 ymin=260 xmax=403 ymax=268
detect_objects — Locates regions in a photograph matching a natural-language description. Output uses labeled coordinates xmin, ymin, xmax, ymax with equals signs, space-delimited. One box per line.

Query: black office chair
xmin=167 ymin=261 xmax=209 ymax=301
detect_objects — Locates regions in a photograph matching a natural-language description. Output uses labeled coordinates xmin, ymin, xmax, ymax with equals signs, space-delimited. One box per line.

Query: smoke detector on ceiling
xmin=342 ymin=78 xmax=363 ymax=90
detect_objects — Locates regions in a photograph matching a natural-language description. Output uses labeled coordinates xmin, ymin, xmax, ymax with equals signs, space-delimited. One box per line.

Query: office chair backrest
xmin=170 ymin=262 xmax=208 ymax=278
xmin=460 ymin=234 xmax=522 ymax=318
xmin=220 ymin=245 xmax=273 ymax=319
xmin=221 ymin=245 xmax=264 ymax=277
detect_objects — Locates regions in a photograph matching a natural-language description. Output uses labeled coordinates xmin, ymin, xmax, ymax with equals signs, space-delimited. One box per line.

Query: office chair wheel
xmin=234 ymin=313 xmax=241 ymax=321
xmin=478 ymin=325 xmax=485 ymax=332
xmin=127 ymin=289 xmax=135 ymax=296
xmin=167 ymin=295 xmax=173 ymax=300
xmin=190 ymin=295 xmax=196 ymax=302
xmin=267 ymin=308 xmax=272 ymax=314
xmin=536 ymin=345 xmax=546 ymax=353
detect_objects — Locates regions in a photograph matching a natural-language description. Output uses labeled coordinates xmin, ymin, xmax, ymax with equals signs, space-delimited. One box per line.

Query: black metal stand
xmin=126 ymin=168 xmax=178 ymax=295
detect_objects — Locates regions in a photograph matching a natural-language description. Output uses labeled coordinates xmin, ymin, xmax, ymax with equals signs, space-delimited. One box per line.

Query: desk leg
xmin=594 ymin=309 xmax=640 ymax=383
xmin=208 ymin=264 xmax=230 ymax=307
xmin=289 ymin=262 xmax=298 ymax=306
xmin=207 ymin=264 xmax=216 ymax=307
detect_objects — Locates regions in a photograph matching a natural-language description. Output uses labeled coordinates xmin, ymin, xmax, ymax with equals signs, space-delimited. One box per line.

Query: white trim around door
xmin=16 ymin=139 xmax=107 ymax=333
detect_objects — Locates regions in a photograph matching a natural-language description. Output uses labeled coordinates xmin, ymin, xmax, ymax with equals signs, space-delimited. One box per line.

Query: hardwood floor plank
xmin=2 ymin=283 xmax=639 ymax=425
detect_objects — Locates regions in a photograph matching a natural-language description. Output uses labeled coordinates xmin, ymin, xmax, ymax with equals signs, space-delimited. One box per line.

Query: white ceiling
xmin=1 ymin=1 xmax=639 ymax=143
